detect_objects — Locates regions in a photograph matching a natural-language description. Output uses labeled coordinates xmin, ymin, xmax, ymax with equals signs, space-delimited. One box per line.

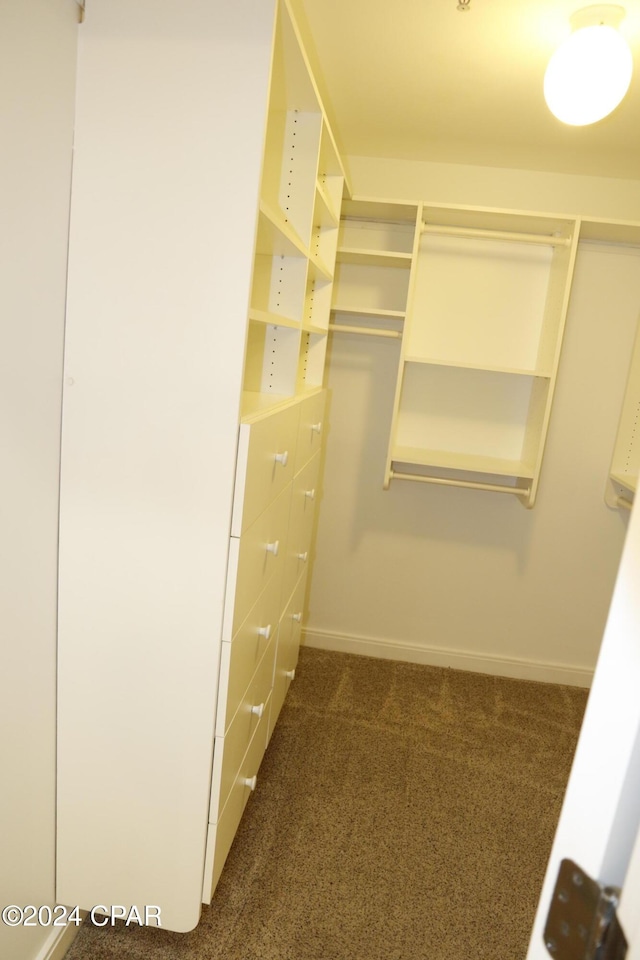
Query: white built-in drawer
xmin=268 ymin=573 xmax=306 ymax=741
xmin=282 ymin=451 xmax=321 ymax=608
xmin=216 ymin=575 xmax=282 ymax=734
xmin=293 ymin=390 xmax=326 ymax=475
xmin=209 ymin=633 xmax=275 ymax=822
xmin=223 ymin=482 xmax=291 ymax=639
xmin=202 ymin=693 xmax=271 ymax=904
xmin=231 ymin=403 xmax=300 ymax=537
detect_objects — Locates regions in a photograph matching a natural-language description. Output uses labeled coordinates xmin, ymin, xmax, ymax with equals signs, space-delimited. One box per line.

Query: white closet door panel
xmin=231 ymin=402 xmax=300 ymax=537
xmin=56 ymin=0 xmax=276 ymax=934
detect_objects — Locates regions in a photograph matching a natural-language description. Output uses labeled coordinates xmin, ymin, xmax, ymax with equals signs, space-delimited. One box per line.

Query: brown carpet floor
xmin=65 ymin=647 xmax=588 ymax=960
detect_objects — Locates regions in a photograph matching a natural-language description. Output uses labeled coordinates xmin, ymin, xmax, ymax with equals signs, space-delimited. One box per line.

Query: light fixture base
xmin=569 ymin=4 xmax=626 ymax=31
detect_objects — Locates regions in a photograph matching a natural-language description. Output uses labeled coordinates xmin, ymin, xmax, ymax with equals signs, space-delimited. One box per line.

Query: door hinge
xmin=544 ymin=859 xmax=627 ymax=960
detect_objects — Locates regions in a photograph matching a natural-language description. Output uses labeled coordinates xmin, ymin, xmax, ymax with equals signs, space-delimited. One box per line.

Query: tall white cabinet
xmin=57 ymin=0 xmax=344 ymax=934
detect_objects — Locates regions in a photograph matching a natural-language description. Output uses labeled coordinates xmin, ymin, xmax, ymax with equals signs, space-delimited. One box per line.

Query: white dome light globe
xmin=544 ymin=22 xmax=633 ymax=125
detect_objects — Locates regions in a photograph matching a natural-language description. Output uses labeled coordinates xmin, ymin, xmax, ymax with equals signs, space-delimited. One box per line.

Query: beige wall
xmin=0 ymin=2 xmax=78 ymax=958
xmin=305 ymin=156 xmax=640 ymax=685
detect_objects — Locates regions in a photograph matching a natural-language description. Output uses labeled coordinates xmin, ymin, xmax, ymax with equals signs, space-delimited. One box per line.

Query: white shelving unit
xmin=606 ymin=315 xmax=640 ymax=511
xmin=384 ymin=204 xmax=580 ymax=507
xmin=57 ymin=0 xmax=346 ymax=934
xmin=202 ymin=0 xmax=345 ymax=906
xmin=330 ymin=199 xmax=420 ymax=342
xmin=242 ymin=8 xmax=342 ymax=412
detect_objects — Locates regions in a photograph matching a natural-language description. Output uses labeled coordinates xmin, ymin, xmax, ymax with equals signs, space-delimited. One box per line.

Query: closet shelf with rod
xmin=383 ymin=202 xmax=580 ymax=508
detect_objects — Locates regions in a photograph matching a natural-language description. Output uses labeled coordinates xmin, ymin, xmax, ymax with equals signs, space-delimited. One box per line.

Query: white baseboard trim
xmin=33 ymin=918 xmax=84 ymax=960
xmin=302 ymin=628 xmax=593 ymax=688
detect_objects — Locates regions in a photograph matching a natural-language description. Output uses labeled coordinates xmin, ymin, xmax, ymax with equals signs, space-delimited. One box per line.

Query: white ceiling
xmin=292 ymin=0 xmax=640 ymax=181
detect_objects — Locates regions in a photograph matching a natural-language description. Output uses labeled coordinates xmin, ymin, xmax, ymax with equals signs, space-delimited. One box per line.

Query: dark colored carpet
xmin=65 ymin=647 xmax=588 ymax=960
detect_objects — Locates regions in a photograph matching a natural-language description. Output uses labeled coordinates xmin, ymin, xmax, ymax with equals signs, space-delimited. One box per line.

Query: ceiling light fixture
xmin=544 ymin=4 xmax=633 ymax=125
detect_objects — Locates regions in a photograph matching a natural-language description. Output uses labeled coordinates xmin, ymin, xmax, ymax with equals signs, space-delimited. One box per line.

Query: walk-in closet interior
xmin=4 ymin=0 xmax=640 ymax=958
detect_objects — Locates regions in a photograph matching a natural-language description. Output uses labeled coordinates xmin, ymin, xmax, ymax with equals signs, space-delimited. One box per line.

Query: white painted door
xmin=527 ymin=498 xmax=640 ymax=958
xmin=620 ymin=825 xmax=640 ymax=959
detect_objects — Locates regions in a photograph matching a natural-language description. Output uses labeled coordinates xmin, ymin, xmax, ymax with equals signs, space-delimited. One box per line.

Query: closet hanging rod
xmin=617 ymin=495 xmax=633 ymax=511
xmin=329 ymin=324 xmax=402 ymax=340
xmin=421 ymin=223 xmax=571 ymax=247
xmin=389 ymin=469 xmax=530 ymax=498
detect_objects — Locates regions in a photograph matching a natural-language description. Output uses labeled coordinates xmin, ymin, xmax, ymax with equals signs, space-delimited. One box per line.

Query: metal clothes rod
xmin=617 ymin=496 xmax=633 ymax=511
xmin=390 ymin=469 xmax=531 ymax=497
xmin=329 ymin=324 xmax=402 ymax=340
xmin=421 ymin=223 xmax=571 ymax=247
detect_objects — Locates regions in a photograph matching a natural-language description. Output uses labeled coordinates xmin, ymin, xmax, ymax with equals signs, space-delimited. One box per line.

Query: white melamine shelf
xmin=257 ymin=200 xmax=308 ymax=258
xmin=304 ymin=322 xmax=329 ymax=335
xmin=308 ymin=252 xmax=333 ymax=282
xmin=391 ymin=446 xmax=536 ymax=479
xmin=341 ymin=199 xmax=420 ymax=224
xmin=331 ymin=305 xmax=406 ymax=320
xmin=329 ymin=323 xmax=402 ymax=340
xmin=402 ymin=356 xmax=552 ymax=378
xmin=248 ymin=308 xmax=300 ymax=330
xmin=337 ymin=247 xmax=413 ymax=269
xmin=610 ymin=471 xmax=637 ymax=495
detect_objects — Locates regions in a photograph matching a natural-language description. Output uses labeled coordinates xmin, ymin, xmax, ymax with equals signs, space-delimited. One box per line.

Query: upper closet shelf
xmin=248 ymin=308 xmax=301 ymax=330
xmin=421 ymin=222 xmax=572 ymax=247
xmin=337 ymin=248 xmax=413 ymax=269
xmin=331 ymin=305 xmax=406 ymax=320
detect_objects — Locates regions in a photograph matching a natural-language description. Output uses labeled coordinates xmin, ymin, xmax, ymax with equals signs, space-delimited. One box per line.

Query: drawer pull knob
xmin=274 ymin=450 xmax=289 ymax=467
xmin=257 ymin=624 xmax=271 ymax=640
xmin=285 ymin=669 xmax=296 ymax=680
xmin=311 ymin=422 xmax=322 ymax=435
xmin=304 ymin=488 xmax=316 ymax=501
xmin=251 ymin=702 xmax=265 ymax=718
xmin=296 ymin=551 xmax=308 ymax=563
xmin=265 ymin=540 xmax=279 ymax=556
xmin=242 ymin=775 xmax=257 ymax=792
xmin=292 ymin=612 xmax=302 ymax=623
